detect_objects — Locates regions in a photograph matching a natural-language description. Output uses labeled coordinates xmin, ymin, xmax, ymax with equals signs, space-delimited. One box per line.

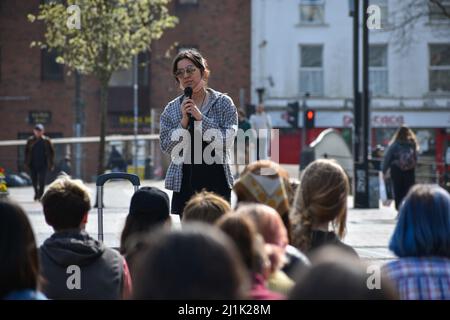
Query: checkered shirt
xmin=383 ymin=257 xmax=450 ymax=300
xmin=159 ymin=88 xmax=238 ymax=193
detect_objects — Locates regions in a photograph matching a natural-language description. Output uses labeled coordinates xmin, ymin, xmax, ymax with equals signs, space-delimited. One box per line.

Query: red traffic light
xmin=306 ymin=110 xmax=315 ymax=120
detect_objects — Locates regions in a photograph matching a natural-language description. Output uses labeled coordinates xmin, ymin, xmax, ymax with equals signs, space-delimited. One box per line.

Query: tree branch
xmin=429 ymin=0 xmax=450 ymax=18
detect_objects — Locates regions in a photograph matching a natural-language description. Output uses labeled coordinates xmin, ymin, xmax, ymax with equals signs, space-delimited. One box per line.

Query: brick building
xmin=0 ymin=0 xmax=251 ymax=181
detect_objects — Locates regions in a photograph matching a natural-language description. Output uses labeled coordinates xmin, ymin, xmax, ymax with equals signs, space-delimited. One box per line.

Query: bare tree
xmin=385 ymin=0 xmax=450 ymax=52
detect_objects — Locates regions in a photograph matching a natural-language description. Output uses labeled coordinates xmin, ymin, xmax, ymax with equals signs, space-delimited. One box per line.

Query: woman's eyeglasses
xmin=174 ymin=65 xmax=197 ymax=78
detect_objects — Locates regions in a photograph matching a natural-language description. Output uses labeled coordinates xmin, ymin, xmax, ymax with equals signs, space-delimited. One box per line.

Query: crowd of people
xmin=2 ymin=48 xmax=448 ymax=301
xmin=1 ymin=157 xmax=449 ymax=300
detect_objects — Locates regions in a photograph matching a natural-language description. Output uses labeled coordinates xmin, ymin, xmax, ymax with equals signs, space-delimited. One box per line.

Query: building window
xmin=41 ymin=49 xmax=64 ymax=81
xmin=429 ymin=0 xmax=450 ymax=22
xmin=429 ymin=44 xmax=450 ymax=93
xmin=109 ymin=52 xmax=149 ymax=87
xmin=369 ymin=45 xmax=388 ymax=96
xmin=299 ymin=45 xmax=323 ymax=96
xmin=299 ymin=0 xmax=325 ymax=24
xmin=369 ymin=0 xmax=388 ymax=28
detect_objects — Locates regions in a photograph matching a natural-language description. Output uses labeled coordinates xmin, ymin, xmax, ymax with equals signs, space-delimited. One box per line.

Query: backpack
xmin=396 ymin=144 xmax=417 ymax=171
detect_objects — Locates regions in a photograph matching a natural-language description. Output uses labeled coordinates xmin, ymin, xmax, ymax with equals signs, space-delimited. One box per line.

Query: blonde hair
xmin=290 ymin=159 xmax=350 ymax=252
xmin=182 ymin=190 xmax=231 ymax=224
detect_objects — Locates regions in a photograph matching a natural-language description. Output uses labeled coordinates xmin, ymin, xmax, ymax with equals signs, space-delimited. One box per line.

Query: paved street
xmin=7 ymin=165 xmax=398 ymax=266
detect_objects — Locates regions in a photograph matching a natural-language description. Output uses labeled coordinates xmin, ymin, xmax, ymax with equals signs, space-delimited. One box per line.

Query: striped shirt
xmin=160 ymin=88 xmax=238 ymax=193
xmin=383 ymin=257 xmax=450 ymax=300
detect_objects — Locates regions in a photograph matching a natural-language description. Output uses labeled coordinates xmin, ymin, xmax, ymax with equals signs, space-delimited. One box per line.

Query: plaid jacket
xmin=383 ymin=257 xmax=450 ymax=300
xmin=160 ymin=88 xmax=238 ymax=192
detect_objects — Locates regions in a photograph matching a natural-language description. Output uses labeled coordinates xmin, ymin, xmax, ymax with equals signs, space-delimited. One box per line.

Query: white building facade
xmin=251 ymin=0 xmax=450 ymax=176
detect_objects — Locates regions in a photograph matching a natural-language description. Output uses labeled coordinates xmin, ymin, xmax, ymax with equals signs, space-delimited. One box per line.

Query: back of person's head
xmin=235 ymin=203 xmax=288 ymax=249
xmin=120 ymin=186 xmax=171 ymax=254
xmin=391 ymin=125 xmax=418 ymax=147
xmin=389 ymin=184 xmax=450 ymax=258
xmin=182 ymin=190 xmax=231 ymax=224
xmin=234 ymin=160 xmax=292 ymax=240
xmin=289 ymin=246 xmax=398 ymax=300
xmin=216 ymin=213 xmax=268 ymax=275
xmin=132 ymin=224 xmax=249 ymax=299
xmin=290 ymin=159 xmax=350 ymax=252
xmin=41 ymin=176 xmax=91 ymax=230
xmin=0 ymin=200 xmax=40 ymax=298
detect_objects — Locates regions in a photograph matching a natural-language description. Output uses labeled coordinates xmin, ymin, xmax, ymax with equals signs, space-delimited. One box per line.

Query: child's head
xmin=41 ymin=176 xmax=91 ymax=231
xmin=291 ymin=159 xmax=350 ymax=252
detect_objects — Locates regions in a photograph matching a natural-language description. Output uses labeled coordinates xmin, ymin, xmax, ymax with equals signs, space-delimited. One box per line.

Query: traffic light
xmin=304 ymin=109 xmax=315 ymax=129
xmin=286 ymin=101 xmax=299 ymax=128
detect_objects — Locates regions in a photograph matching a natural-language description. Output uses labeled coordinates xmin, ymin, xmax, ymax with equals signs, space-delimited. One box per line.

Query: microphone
xmin=184 ymin=87 xmax=194 ymax=130
xmin=184 ymin=86 xmax=193 ymax=99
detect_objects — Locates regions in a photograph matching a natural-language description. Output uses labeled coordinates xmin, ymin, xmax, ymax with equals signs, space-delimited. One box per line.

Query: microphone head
xmin=184 ymin=87 xmax=193 ymax=99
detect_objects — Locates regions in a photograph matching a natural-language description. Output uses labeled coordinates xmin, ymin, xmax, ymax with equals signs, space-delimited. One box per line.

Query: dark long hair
xmin=0 ymin=200 xmax=41 ymax=298
xmin=389 ymin=125 xmax=418 ymax=150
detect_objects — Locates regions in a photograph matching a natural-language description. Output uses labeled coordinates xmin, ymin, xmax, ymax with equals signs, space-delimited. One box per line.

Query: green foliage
xmin=28 ymin=0 xmax=178 ymax=83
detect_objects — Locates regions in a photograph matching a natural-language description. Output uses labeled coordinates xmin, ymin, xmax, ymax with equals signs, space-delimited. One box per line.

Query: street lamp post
xmin=350 ymin=0 xmax=370 ymax=208
xmin=133 ymin=55 xmax=138 ymax=176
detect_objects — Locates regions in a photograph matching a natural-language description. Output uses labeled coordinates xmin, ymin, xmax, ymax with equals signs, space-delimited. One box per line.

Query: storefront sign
xmin=28 ymin=111 xmax=52 ymax=124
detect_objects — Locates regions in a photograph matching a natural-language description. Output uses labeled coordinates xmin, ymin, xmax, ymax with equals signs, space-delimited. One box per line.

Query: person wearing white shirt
xmin=249 ymin=104 xmax=272 ymax=160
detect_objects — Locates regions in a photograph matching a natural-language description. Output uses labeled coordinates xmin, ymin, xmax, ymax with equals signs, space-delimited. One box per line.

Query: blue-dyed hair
xmin=389 ymin=184 xmax=450 ymax=257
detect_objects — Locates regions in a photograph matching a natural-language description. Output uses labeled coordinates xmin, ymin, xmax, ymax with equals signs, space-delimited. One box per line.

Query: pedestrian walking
xmin=382 ymin=125 xmax=418 ymax=210
xmin=249 ymin=103 xmax=272 ymax=160
xmin=159 ymin=49 xmax=237 ymax=216
xmin=25 ymin=124 xmax=55 ymax=201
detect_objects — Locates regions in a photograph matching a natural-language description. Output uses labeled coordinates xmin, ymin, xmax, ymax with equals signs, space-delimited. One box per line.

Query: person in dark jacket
xmin=25 ymin=124 xmax=55 ymax=201
xmin=39 ymin=176 xmax=132 ymax=299
xmin=382 ymin=125 xmax=418 ymax=210
xmin=290 ymin=159 xmax=358 ymax=257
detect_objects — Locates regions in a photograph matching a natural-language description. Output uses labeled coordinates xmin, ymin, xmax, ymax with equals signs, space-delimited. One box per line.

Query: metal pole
xmin=74 ymin=71 xmax=82 ymax=179
xmin=97 ymin=186 xmax=103 ymax=242
xmin=352 ymin=0 xmax=361 ymax=165
xmin=362 ymin=0 xmax=370 ymax=207
xmin=301 ymin=96 xmax=307 ymax=166
xmin=133 ymin=55 xmax=138 ymax=175
xmin=353 ymin=0 xmax=370 ymax=208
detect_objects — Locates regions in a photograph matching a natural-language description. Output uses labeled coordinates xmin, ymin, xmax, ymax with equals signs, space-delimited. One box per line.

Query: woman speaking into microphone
xmin=160 ymin=49 xmax=238 ymax=216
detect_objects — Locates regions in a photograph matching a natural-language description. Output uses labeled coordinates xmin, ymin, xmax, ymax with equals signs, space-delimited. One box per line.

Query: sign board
xmin=268 ymin=110 xmax=450 ymax=128
xmin=28 ymin=111 xmax=51 ymax=124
